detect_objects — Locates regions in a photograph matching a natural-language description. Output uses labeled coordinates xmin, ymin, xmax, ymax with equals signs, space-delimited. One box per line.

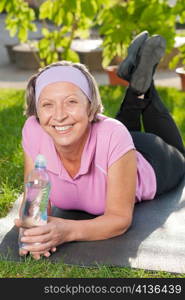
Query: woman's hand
xmin=19 ymin=244 xmax=57 ymax=260
xmin=14 ymin=216 xmax=72 ymax=260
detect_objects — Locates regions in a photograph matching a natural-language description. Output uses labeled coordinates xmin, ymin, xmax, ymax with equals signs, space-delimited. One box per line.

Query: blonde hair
xmin=25 ymin=61 xmax=104 ymax=122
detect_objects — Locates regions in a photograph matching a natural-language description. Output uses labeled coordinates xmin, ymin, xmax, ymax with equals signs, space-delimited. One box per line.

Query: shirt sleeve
xmin=22 ymin=116 xmax=40 ymax=161
xmin=108 ymin=125 xmax=135 ymax=168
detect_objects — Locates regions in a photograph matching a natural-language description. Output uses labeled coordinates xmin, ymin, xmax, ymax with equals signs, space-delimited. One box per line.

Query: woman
xmin=15 ymin=32 xmax=185 ymax=260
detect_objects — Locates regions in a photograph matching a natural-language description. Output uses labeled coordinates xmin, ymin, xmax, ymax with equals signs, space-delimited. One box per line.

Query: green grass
xmin=0 ymin=86 xmax=185 ymax=278
xmin=0 ymin=256 xmax=184 ymax=278
xmin=0 ymin=89 xmax=26 ymax=217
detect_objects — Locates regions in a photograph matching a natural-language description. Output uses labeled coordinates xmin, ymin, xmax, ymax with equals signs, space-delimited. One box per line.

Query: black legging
xmin=115 ymin=82 xmax=185 ymax=196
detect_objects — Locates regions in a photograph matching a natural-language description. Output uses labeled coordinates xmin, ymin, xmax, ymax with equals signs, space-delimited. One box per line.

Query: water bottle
xmin=18 ymin=154 xmax=51 ymax=250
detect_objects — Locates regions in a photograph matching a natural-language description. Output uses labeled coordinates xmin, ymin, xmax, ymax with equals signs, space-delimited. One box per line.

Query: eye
xmin=69 ymin=100 xmax=77 ymax=104
xmin=43 ymin=103 xmax=52 ymax=107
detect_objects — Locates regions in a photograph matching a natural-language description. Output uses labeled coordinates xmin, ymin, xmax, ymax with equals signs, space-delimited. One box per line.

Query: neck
xmin=56 ymin=127 xmax=90 ymax=164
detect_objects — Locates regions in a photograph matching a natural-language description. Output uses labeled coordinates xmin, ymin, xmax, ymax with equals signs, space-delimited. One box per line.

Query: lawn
xmin=0 ymin=86 xmax=185 ymax=278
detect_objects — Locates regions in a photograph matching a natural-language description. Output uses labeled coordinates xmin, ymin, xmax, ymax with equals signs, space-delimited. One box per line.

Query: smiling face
xmin=37 ymin=82 xmax=91 ymax=154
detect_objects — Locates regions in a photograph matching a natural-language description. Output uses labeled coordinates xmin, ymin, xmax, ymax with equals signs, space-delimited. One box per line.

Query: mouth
xmin=52 ymin=124 xmax=74 ymax=133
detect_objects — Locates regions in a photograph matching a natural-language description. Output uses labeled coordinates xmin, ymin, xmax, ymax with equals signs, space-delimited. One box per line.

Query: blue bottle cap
xmin=35 ymin=154 xmax=47 ymax=168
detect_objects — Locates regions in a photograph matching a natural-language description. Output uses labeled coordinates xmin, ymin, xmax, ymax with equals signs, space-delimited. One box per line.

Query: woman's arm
xmin=19 ymin=149 xmax=137 ymax=254
xmin=72 ymin=149 xmax=137 ymax=241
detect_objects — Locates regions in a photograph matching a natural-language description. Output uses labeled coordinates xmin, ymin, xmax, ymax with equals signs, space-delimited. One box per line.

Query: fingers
xmin=23 ymin=241 xmax=51 ymax=253
xmin=19 ymin=246 xmax=57 ymax=260
xmin=19 ymin=249 xmax=50 ymax=260
xmin=31 ymin=251 xmax=49 ymax=260
xmin=51 ymin=247 xmax=56 ymax=253
xmin=30 ymin=249 xmax=55 ymax=260
xmin=19 ymin=228 xmax=57 ymax=256
xmin=31 ymin=248 xmax=57 ymax=259
xmin=14 ymin=218 xmax=23 ymax=228
xmin=19 ymin=248 xmax=29 ymax=256
xmin=23 ymin=225 xmax=50 ymax=236
xmin=21 ymin=232 xmax=51 ymax=244
xmin=31 ymin=253 xmax=41 ymax=260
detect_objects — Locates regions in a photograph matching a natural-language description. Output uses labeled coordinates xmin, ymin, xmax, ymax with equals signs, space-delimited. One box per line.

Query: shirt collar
xmin=39 ymin=129 xmax=61 ymax=175
xmin=74 ymin=123 xmax=96 ymax=178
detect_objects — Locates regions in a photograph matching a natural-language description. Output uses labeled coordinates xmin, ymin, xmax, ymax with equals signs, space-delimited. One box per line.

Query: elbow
xmin=116 ymin=215 xmax=133 ymax=236
xmin=104 ymin=213 xmax=133 ymax=238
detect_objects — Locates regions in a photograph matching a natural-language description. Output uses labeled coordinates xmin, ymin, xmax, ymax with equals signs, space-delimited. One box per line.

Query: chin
xmin=54 ymin=136 xmax=76 ymax=148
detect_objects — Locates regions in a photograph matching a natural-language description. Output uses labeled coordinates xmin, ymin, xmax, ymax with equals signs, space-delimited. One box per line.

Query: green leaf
xmin=29 ymin=23 xmax=37 ymax=32
xmin=38 ymin=38 xmax=50 ymax=51
xmin=81 ymin=0 xmax=98 ymax=18
xmin=62 ymin=11 xmax=73 ymax=26
xmin=102 ymin=54 xmax=112 ymax=68
xmin=18 ymin=26 xmax=27 ymax=42
xmin=28 ymin=7 xmax=36 ymax=21
xmin=5 ymin=1 xmax=14 ymax=13
xmin=52 ymin=51 xmax=59 ymax=62
xmin=62 ymin=0 xmax=77 ymax=12
xmin=74 ymin=28 xmax=90 ymax=39
xmin=39 ymin=0 xmax=53 ymax=20
xmin=0 ymin=0 xmax=7 ymax=13
xmin=42 ymin=27 xmax=50 ymax=37
xmin=7 ymin=24 xmax=17 ymax=37
xmin=59 ymin=36 xmax=70 ymax=48
xmin=53 ymin=7 xmax=64 ymax=26
xmin=169 ymin=53 xmax=181 ymax=70
xmin=65 ymin=49 xmax=80 ymax=62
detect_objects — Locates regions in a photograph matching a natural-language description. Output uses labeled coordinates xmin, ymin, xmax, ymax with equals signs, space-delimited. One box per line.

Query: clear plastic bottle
xmin=18 ymin=154 xmax=51 ymax=250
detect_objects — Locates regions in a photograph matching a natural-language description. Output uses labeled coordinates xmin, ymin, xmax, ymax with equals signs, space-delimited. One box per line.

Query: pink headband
xmin=35 ymin=66 xmax=92 ymax=104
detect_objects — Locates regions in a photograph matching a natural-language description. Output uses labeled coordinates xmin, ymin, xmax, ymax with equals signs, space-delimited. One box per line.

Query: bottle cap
xmin=35 ymin=154 xmax=47 ymax=168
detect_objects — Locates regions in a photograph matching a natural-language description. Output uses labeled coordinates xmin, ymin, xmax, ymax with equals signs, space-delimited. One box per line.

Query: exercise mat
xmin=0 ymin=177 xmax=185 ymax=273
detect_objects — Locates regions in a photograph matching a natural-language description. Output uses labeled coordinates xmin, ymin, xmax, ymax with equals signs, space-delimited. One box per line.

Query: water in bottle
xmin=18 ymin=154 xmax=51 ymax=250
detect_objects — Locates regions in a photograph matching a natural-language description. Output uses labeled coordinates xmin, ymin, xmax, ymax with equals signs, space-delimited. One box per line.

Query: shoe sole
xmin=130 ymin=35 xmax=166 ymax=94
xmin=117 ymin=31 xmax=149 ymax=81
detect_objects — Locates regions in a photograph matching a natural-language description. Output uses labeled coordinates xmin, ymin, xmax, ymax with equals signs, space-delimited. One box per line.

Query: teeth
xmin=54 ymin=125 xmax=73 ymax=131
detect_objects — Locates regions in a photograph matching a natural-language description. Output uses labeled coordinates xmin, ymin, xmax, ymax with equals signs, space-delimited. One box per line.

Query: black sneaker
xmin=117 ymin=31 xmax=149 ymax=81
xmin=130 ymin=35 xmax=166 ymax=94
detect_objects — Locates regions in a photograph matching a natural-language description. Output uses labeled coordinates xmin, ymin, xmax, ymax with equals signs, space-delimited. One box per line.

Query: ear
xmin=87 ymin=103 xmax=94 ymax=122
xmin=88 ymin=109 xmax=94 ymax=122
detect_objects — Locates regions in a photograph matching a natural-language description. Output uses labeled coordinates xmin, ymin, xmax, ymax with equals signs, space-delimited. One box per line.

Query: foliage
xmin=1 ymin=0 xmax=106 ymax=66
xmin=97 ymin=0 xmax=177 ymax=67
xmin=170 ymin=43 xmax=185 ymax=69
xmin=37 ymin=0 xmax=103 ymax=65
xmin=169 ymin=0 xmax=185 ymax=69
xmin=1 ymin=0 xmax=185 ymax=68
xmin=172 ymin=0 xmax=185 ymax=25
xmin=0 ymin=0 xmax=36 ymax=42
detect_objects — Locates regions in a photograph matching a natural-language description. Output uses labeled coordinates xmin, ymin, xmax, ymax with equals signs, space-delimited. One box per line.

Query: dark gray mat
xmin=0 ymin=177 xmax=185 ymax=273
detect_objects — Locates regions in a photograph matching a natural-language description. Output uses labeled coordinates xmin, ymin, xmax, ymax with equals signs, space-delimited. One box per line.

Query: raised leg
xmin=142 ymin=82 xmax=185 ymax=156
xmin=115 ymin=31 xmax=185 ymax=196
xmin=115 ymin=87 xmax=146 ymax=131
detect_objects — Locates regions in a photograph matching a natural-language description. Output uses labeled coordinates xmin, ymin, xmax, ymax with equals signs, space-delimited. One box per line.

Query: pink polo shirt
xmin=22 ymin=114 xmax=157 ymax=215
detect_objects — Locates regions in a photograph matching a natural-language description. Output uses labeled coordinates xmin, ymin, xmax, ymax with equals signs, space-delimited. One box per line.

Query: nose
xmin=53 ymin=104 xmax=67 ymax=122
